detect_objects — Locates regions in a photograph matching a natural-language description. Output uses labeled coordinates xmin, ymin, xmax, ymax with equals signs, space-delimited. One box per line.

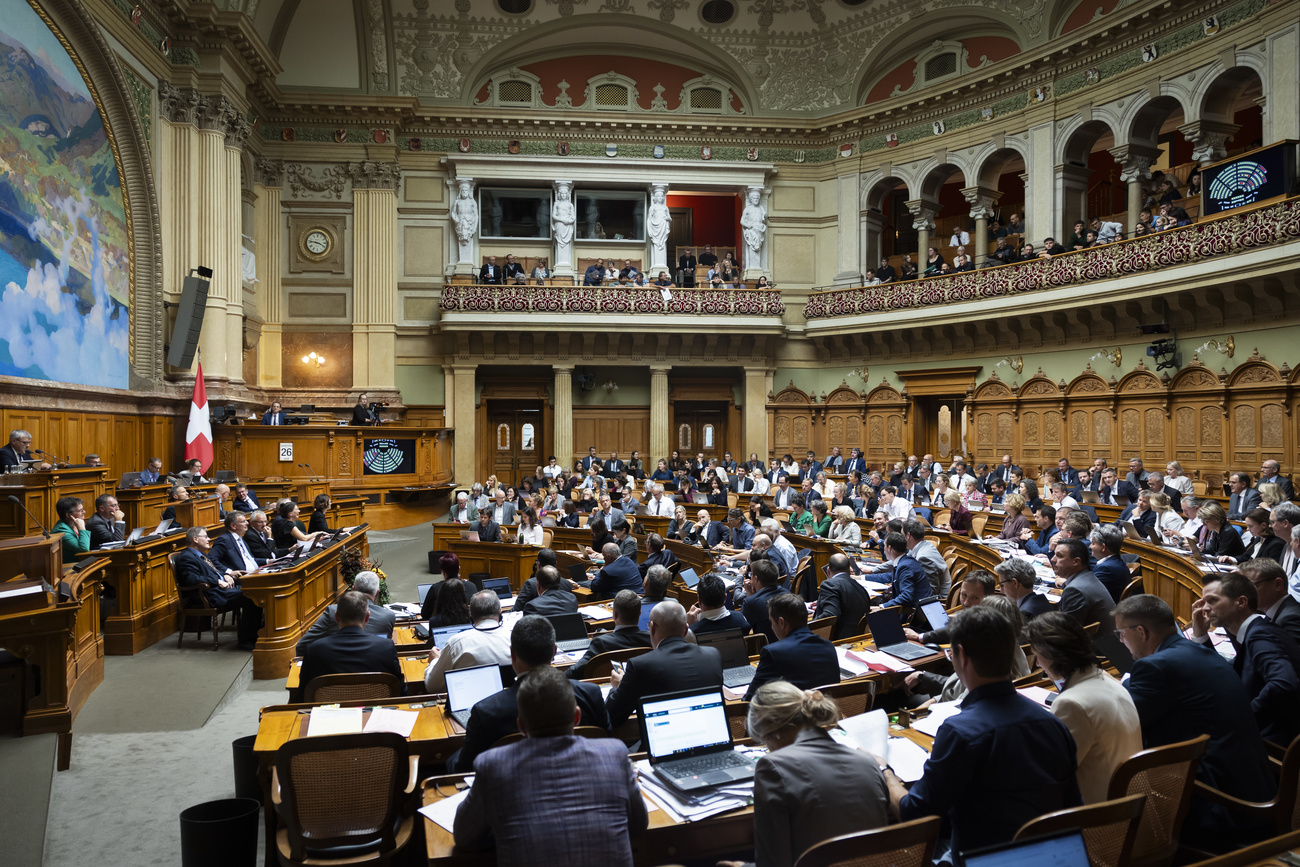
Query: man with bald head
xmin=605 ymin=600 xmax=724 ymax=727
xmin=584 ymin=541 xmax=642 ymax=599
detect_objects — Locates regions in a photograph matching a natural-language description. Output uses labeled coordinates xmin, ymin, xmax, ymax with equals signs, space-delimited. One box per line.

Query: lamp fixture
xmin=1089 ymin=347 xmax=1122 ymax=368
xmin=301 ymin=351 xmax=325 ymax=366
xmin=995 ymin=355 xmax=1024 ymax=375
xmin=601 ymin=378 xmax=620 ymax=394
xmin=848 ymin=366 xmax=869 ymax=382
xmin=1196 ymin=335 xmax=1235 ymax=358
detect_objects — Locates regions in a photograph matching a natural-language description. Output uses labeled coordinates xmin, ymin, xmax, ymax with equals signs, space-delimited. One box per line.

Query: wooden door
xmin=674 ymin=405 xmax=726 ymax=462
xmin=668 ymin=207 xmax=693 ymax=271
xmin=488 ymin=404 xmax=544 ymax=486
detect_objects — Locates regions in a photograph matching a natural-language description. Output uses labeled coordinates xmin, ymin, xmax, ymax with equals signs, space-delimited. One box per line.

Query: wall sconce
xmin=301 ymin=351 xmax=325 ymax=366
xmin=995 ymin=356 xmax=1023 ymax=375
xmin=601 ymin=379 xmax=620 ymax=394
xmin=1089 ymin=347 xmax=1122 ymax=367
xmin=1196 ymin=335 xmax=1235 ymax=358
xmin=848 ymin=366 xmax=869 ymax=382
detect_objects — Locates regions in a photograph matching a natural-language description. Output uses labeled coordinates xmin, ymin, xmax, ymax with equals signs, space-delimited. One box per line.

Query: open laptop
xmin=546 ymin=612 xmax=592 ymax=652
xmin=919 ymin=598 xmax=950 ymax=632
xmin=640 ymin=687 xmax=756 ymax=793
xmin=416 ymin=583 xmax=434 ymax=605
xmin=679 ymin=567 xmax=700 ymax=589
xmin=118 ymin=472 xmax=142 ymax=489
xmin=694 ymin=628 xmax=756 ymax=688
xmin=459 ymin=530 xmax=480 ymax=542
xmin=960 ymin=828 xmax=1090 ymax=867
xmin=214 ymin=470 xmax=236 ymax=483
xmin=866 ymin=609 xmax=934 ymax=661
xmin=482 ymin=577 xmax=513 ymax=602
xmin=431 ymin=623 xmax=475 ymax=650
xmin=444 ymin=663 xmax=504 ymax=727
xmin=151 ymin=518 xmax=172 ymax=537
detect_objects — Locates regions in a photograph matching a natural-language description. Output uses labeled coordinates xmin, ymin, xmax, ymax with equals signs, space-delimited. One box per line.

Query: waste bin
xmin=179 ymin=798 xmax=259 ymax=867
xmin=231 ymin=735 xmax=261 ymax=802
xmin=428 ymin=550 xmax=448 ymax=573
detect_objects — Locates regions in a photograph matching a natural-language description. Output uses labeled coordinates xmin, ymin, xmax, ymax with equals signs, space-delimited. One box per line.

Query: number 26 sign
xmin=279 ymin=442 xmax=293 ymax=462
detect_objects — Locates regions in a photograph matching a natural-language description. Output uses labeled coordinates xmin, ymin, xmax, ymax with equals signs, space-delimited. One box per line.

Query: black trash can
xmin=179 ymin=797 xmax=260 ymax=867
xmin=231 ymin=735 xmax=261 ymax=802
xmin=428 ymin=550 xmax=447 ymax=573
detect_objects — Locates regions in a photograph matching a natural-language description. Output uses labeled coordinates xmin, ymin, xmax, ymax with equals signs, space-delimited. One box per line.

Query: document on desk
xmin=634 ymin=760 xmax=751 ymax=823
xmin=911 ymin=701 xmax=962 ymax=737
xmin=418 ymin=781 xmax=472 ymax=833
xmin=578 ymin=605 xmax=612 ymax=619
xmin=362 ymin=707 xmax=420 ymax=737
xmin=832 ymin=712 xmax=931 ymax=783
xmin=836 ymin=646 xmax=873 ymax=677
xmin=306 ymin=706 xmax=364 ymax=737
xmin=852 ymin=649 xmax=915 ymax=673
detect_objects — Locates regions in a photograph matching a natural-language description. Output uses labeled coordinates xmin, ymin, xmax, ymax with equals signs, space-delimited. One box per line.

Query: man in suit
xmin=568 ymin=590 xmax=652 ymax=679
xmin=610 ymin=519 xmax=638 ymax=559
xmin=1193 ymin=573 xmax=1300 ymax=745
xmin=260 ymin=401 xmax=288 ymax=426
xmin=1228 ymin=472 xmax=1263 ymax=521
xmin=210 ymin=512 xmax=267 ymax=574
xmin=580 ymin=445 xmax=599 ymax=472
xmin=688 ymin=573 xmax=750 ymax=635
xmin=502 ymin=253 xmax=525 ymax=283
xmin=804 ymin=449 xmax=824 ymax=481
xmin=814 ymin=553 xmax=872 ymax=640
xmin=449 ymin=616 xmax=609 ymax=772
xmin=904 ymin=520 xmax=952 ymax=601
xmin=243 ymin=511 xmax=276 ymax=561
xmin=1052 ymin=537 xmax=1116 ymax=633
xmin=770 ymin=476 xmax=797 ymax=510
xmin=230 ymin=484 xmax=260 ymax=513
xmin=637 ymin=566 xmax=674 ymax=630
xmin=298 ymin=590 xmax=401 ymax=697
xmin=1021 ymin=505 xmax=1059 ymax=555
xmin=447 ymin=491 xmax=479 ymax=524
xmin=1116 ymin=594 xmax=1276 ymax=848
xmin=1241 ymin=559 xmax=1300 ymax=641
xmin=1089 ymin=525 xmax=1132 ymax=601
xmin=745 ymin=592 xmax=840 ymax=699
xmin=478 ymin=255 xmax=502 ymax=285
xmin=1260 ymin=460 xmax=1296 ymax=501
xmin=173 ymin=527 xmax=263 ymax=650
xmin=823 ymin=446 xmax=845 ymax=473
xmin=523 ymin=565 xmax=580 ymax=618
xmin=1125 ymin=458 xmax=1151 ymax=488
xmin=638 ymin=533 xmax=677 ymax=577
xmin=1096 ymin=469 xmax=1139 ymax=506
xmin=880 ymin=533 xmax=933 ymax=612
xmin=606 ymin=599 xmax=724 ymax=728
xmin=424 ymin=590 xmax=512 ymax=692
xmin=297 ymin=570 xmax=396 ymax=656
xmin=685 ymin=509 xmax=724 ymax=548
xmin=844 ymin=448 xmax=867 ymax=476
xmin=677 ymin=250 xmax=697 ymax=286
xmin=1056 ymin=457 xmax=1080 ymax=487
xmin=453 ymin=667 xmax=646 ymax=865
xmin=138 ymin=457 xmax=164 ymax=486
xmin=603 ymin=451 xmax=625 ymax=477
xmin=590 ymin=493 xmax=625 ymax=529
xmin=0 ymin=428 xmax=46 ymax=469
xmin=741 ymin=559 xmax=784 ymax=643
xmin=488 ymin=488 xmax=517 ymax=527
xmin=987 ymin=454 xmax=1021 ymax=487
xmin=87 ymin=493 xmax=125 ymax=548
xmin=474 ymin=509 xmax=502 ymax=543
xmin=996 ymin=558 xmax=1053 ymax=621
xmin=1142 ymin=472 xmax=1181 ymax=513
xmin=585 ymin=543 xmax=642 ymax=600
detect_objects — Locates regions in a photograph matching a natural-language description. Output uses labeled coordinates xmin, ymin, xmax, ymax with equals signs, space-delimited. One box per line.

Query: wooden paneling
xmin=213 ymin=426 xmax=453 ymax=490
xmin=768 ymin=380 xmax=909 ymax=468
xmin=572 ymin=408 xmax=649 ymax=465
xmin=1 ymin=408 xmax=184 ymax=479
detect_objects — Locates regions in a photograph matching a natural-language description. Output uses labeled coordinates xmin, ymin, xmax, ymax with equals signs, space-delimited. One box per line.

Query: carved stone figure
xmin=451 ymin=179 xmax=478 ymax=263
xmin=741 ymin=187 xmax=767 ymax=255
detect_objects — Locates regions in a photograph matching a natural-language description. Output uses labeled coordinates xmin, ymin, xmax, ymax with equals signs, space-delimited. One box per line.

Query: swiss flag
xmin=185 ymin=362 xmax=214 ymax=473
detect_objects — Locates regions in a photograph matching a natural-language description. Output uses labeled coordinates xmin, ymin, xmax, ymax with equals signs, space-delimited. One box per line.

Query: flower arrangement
xmin=339 ymin=545 xmax=391 ymax=604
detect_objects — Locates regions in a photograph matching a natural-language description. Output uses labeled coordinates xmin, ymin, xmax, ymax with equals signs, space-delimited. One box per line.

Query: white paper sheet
xmin=1018 ymin=685 xmax=1055 ymax=707
xmin=306 ymin=706 xmax=363 ymax=737
xmin=362 ymin=707 xmax=420 ymax=737
xmin=911 ymin=700 xmax=962 ymax=737
xmin=578 ymin=605 xmax=613 ymax=619
xmin=418 ymin=784 xmax=471 ymax=833
xmin=885 ymin=738 xmax=931 ymax=783
xmin=835 ymin=646 xmax=873 ymax=678
xmin=838 ymin=708 xmax=888 ymax=756
xmin=853 ymin=649 xmax=915 ymax=673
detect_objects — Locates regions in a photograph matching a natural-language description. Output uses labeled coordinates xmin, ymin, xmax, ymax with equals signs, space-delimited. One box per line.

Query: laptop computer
xmin=679 ymin=567 xmax=700 ymax=589
xmin=640 ymin=687 xmax=756 ymax=793
xmin=694 ymin=628 xmax=757 ymax=688
xmin=459 ymin=530 xmax=480 ymax=542
xmin=959 ymin=828 xmax=1090 ymax=867
xmin=919 ymin=599 xmax=950 ymax=632
xmin=482 ymin=577 xmax=513 ymax=602
xmin=431 ymin=623 xmax=475 ymax=650
xmin=151 ymin=518 xmax=172 ymax=536
xmin=119 ymin=471 xmax=142 ymax=489
xmin=546 ymin=612 xmax=592 ymax=652
xmin=416 ymin=583 xmax=434 ymax=605
xmin=444 ymin=663 xmax=504 ymax=727
xmin=214 ymin=470 xmax=236 ymax=483
xmin=865 ymin=609 xmax=933 ymax=661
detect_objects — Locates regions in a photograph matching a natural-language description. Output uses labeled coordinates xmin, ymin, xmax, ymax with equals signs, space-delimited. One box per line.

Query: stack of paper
xmin=578 ymin=605 xmax=613 ymax=619
xmin=418 ymin=779 xmax=472 ymax=833
xmin=306 ymin=706 xmax=364 ymax=736
xmin=362 ymin=707 xmax=420 ymax=737
xmin=634 ymin=760 xmax=753 ymax=823
xmin=852 ymin=649 xmax=915 ymax=673
xmin=834 ymin=710 xmax=931 ymax=783
xmin=911 ymin=701 xmax=962 ymax=737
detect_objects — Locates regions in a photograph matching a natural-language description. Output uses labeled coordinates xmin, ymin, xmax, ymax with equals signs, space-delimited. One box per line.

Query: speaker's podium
xmin=173 ymin=496 xmax=221 ymax=528
xmin=0 ymin=533 xmax=62 ymax=585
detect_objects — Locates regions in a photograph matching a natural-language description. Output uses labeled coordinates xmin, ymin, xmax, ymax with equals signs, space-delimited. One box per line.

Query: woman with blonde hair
xmin=1193 ymin=501 xmax=1245 ymax=560
xmin=997 ymin=492 xmax=1029 ymax=542
xmin=827 ymin=505 xmax=861 ymax=543
xmin=1164 ymin=461 xmax=1195 ymax=496
xmin=1258 ymin=483 xmax=1285 ymax=511
xmin=716 ymin=681 xmax=889 ymax=867
xmin=928 ymin=473 xmax=950 ymax=509
xmin=1149 ymin=491 xmax=1184 ymax=538
xmin=938 ymin=489 xmax=973 ymax=536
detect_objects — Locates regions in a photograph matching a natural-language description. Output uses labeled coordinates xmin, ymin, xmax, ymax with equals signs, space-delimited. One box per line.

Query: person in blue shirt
xmin=888 ymin=605 xmax=1081 ymax=857
xmin=879 ymin=532 xmax=933 ymax=611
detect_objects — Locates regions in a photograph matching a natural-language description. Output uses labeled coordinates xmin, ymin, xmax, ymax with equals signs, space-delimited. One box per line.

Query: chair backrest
xmin=809 ymin=616 xmax=837 ymax=641
xmin=304 ymin=671 xmax=404 ymax=704
xmin=724 ymin=700 xmax=751 ymax=742
xmin=1015 ymin=793 xmax=1147 ymax=867
xmin=274 ymin=731 xmax=411 ymax=862
xmin=813 ymin=677 xmax=878 ymax=719
xmin=1106 ymin=734 xmax=1209 ymax=864
xmin=793 ymin=815 xmax=941 ymax=867
xmin=935 ymin=508 xmax=952 ymax=527
xmin=1191 ymin=480 xmax=1208 ymax=496
xmin=727 ymin=492 xmax=739 ymax=509
xmin=582 ymin=646 xmax=652 ymax=679
xmin=542 ymin=528 xmax=554 ymax=548
xmin=969 ymin=512 xmax=989 ymax=539
xmin=744 ymin=632 xmax=768 ymax=656
xmin=490 ymin=731 xmax=525 ymax=749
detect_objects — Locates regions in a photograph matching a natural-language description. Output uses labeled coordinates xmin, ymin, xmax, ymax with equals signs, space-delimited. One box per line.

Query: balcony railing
xmin=804 ymin=198 xmax=1300 ymax=320
xmin=441 ymin=284 xmax=785 ymax=317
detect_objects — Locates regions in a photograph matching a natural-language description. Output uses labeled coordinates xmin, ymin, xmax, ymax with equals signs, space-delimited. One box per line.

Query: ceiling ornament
xmin=285 ymin=164 xmax=349 ymax=199
xmin=647 ymin=0 xmax=689 ymax=22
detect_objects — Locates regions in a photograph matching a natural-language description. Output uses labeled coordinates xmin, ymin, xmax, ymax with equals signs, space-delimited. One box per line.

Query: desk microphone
xmin=303 ymin=463 xmax=320 ymax=481
xmin=7 ymin=494 xmax=51 ymax=538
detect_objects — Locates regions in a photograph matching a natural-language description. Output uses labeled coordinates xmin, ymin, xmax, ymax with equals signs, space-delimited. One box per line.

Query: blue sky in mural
xmin=0 ymin=0 xmax=130 ymax=388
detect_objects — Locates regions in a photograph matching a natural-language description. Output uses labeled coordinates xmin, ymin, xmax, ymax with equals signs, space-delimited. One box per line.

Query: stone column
xmin=962 ymin=187 xmax=1001 ymax=267
xmin=192 ymin=96 xmax=233 ymax=382
xmin=253 ymin=158 xmax=284 ymax=387
xmin=863 ymin=211 xmax=884 ymax=276
xmin=553 ymin=365 xmax=574 ymax=467
xmin=650 ymin=364 xmax=671 ymax=462
xmin=905 ymin=199 xmax=937 ymax=262
xmin=223 ymin=112 xmax=252 ymax=385
xmin=552 ymin=180 xmax=575 ymax=278
xmin=743 ymin=369 xmax=769 ymax=463
xmin=647 ymin=182 xmax=671 ymax=274
xmin=452 ymin=365 xmax=477 ymax=485
xmin=1110 ymin=144 xmax=1162 ymax=234
xmin=1054 ymin=164 xmax=1091 ymax=240
xmin=741 ymin=185 xmax=769 ymax=281
xmin=351 ymin=162 xmax=402 ymax=390
xmin=1026 ymin=120 xmax=1054 ymax=241
xmin=1178 ymin=119 xmax=1240 ymax=165
xmin=1266 ymin=24 xmax=1298 ymax=141
xmin=834 ymin=173 xmax=861 ymax=285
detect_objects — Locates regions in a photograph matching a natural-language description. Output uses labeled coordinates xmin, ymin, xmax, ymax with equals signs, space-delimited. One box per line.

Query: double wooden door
xmin=488 ymin=404 xmax=544 ymax=485
xmin=673 ymin=404 xmax=726 ymax=461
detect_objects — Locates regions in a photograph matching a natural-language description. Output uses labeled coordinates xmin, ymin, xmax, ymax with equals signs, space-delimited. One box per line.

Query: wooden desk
xmin=93 ymin=529 xmax=192 ymax=654
xmin=214 ymin=425 xmax=452 ymax=490
xmin=285 ymin=652 xmax=429 ymax=692
xmin=430 ymin=524 xmax=544 ymax=593
xmin=662 ymin=538 xmax=716 ymax=574
xmin=1123 ymin=539 xmax=1206 ymax=623
xmin=0 ymin=467 xmax=111 ymax=539
xmin=113 ymin=483 xmax=173 ymax=532
xmin=632 ymin=514 xmax=672 ymax=539
xmin=0 ymin=533 xmax=63 ymax=586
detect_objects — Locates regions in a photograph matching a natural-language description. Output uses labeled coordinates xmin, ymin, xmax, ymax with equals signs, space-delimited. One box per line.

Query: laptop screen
xmin=416 ymin=583 xmax=434 ymax=604
xmin=694 ymin=628 xmax=749 ymax=668
xmin=680 ymin=568 xmax=700 ymax=588
xmin=482 ymin=577 xmax=513 ymax=600
xmin=546 ymin=612 xmax=588 ymax=642
xmin=641 ymin=689 xmax=732 ymax=761
xmin=866 ymin=609 xmax=908 ymax=647
xmin=960 ymin=829 xmax=1090 ymax=867
xmin=431 ymin=623 xmax=474 ymax=649
xmin=920 ymin=600 xmax=949 ymax=631
xmin=445 ymin=664 xmax=504 ymax=712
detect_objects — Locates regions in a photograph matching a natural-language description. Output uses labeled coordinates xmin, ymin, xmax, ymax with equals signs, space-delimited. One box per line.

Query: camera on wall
xmin=1145 ymin=338 xmax=1178 ymax=371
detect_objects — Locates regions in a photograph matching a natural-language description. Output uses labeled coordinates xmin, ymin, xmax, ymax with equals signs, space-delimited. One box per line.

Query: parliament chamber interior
xmin=1 ymin=0 xmax=1300 ymax=863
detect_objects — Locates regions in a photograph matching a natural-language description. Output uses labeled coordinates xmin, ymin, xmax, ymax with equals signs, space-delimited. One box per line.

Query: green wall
xmin=396 ymin=363 xmax=444 ymax=405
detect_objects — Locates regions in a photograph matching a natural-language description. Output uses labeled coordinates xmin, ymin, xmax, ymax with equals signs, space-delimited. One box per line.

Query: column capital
xmin=649 ymin=363 xmax=673 ymax=374
xmin=1178 ymin=119 xmax=1240 ymax=165
xmin=1108 ymin=143 xmax=1163 ymax=183
xmin=254 ymin=157 xmax=285 ymax=188
xmin=349 ymin=161 xmax=402 ymax=191
xmin=552 ymin=364 xmax=575 ymax=374
xmin=960 ymin=185 xmax=1002 ymax=220
xmin=904 ymin=198 xmax=938 ymax=231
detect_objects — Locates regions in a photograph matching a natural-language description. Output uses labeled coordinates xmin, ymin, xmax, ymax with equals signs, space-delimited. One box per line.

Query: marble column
xmin=452 ymin=365 xmax=477 ymax=485
xmin=351 ymin=162 xmax=402 ymax=390
xmin=1054 ymin=164 xmax=1091 ymax=239
xmin=192 ymin=97 xmax=232 ymax=381
xmin=962 ymin=187 xmax=1001 ymax=267
xmin=647 ymin=182 xmax=671 ymax=274
xmin=905 ymin=199 xmax=938 ymax=261
xmin=1178 ymin=119 xmax=1240 ymax=165
xmin=223 ymin=113 xmax=252 ymax=385
xmin=552 ymin=180 xmax=575 ymax=278
xmin=743 ymin=369 xmax=769 ymax=463
xmin=553 ymin=365 xmax=574 ymax=467
xmin=253 ymin=158 xmax=284 ymax=387
xmin=833 ymin=173 xmax=861 ymax=285
xmin=1110 ymin=144 xmax=1162 ymax=235
xmin=650 ymin=365 xmax=671 ymax=462
xmin=863 ymin=211 xmax=884 ymax=276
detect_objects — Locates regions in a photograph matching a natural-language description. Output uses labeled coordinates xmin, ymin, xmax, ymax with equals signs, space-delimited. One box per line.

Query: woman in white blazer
xmin=1028 ymin=612 xmax=1143 ymax=803
xmin=827 ymin=505 xmax=861 ymax=544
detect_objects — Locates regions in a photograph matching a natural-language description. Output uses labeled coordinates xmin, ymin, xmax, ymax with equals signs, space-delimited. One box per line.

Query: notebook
xmin=431 ymin=623 xmax=475 ymax=650
xmin=694 ymin=628 xmax=756 ymax=688
xmin=444 ymin=664 xmax=504 ymax=727
xmin=866 ymin=609 xmax=933 ymax=661
xmin=459 ymin=530 xmax=480 ymax=542
xmin=960 ymin=829 xmax=1090 ymax=867
xmin=640 ymin=688 xmax=755 ymax=793
xmin=482 ymin=577 xmax=513 ymax=602
xmin=546 ymin=612 xmax=592 ymax=652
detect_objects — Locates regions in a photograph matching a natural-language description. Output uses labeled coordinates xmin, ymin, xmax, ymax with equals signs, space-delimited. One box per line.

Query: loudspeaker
xmin=167 ymin=270 xmax=211 ymax=370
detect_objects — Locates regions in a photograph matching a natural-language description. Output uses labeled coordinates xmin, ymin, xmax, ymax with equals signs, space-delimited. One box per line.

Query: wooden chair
xmin=813 ymin=677 xmax=878 ymax=719
xmin=1194 ymin=731 xmax=1300 ymax=834
xmin=809 ymin=616 xmax=837 ymax=641
xmin=792 ymin=815 xmax=941 ymax=867
xmin=169 ymin=551 xmax=229 ymax=650
xmin=304 ymin=672 xmax=404 ymax=704
xmin=271 ymin=731 xmax=418 ymax=866
xmin=934 ymin=508 xmax=952 ymax=528
xmin=491 ymin=726 xmax=612 ymax=749
xmin=1191 ymin=480 xmax=1208 ymax=496
xmin=1121 ymin=577 xmax=1144 ymax=600
xmin=727 ymin=492 xmax=739 ymax=509
xmin=969 ymin=512 xmax=989 ymax=539
xmin=725 ymin=701 xmax=752 ymax=743
xmin=1106 ymin=734 xmax=1209 ymax=867
xmin=541 ymin=528 xmax=554 ymax=548
xmin=1008 ymin=795 xmax=1144 ymax=863
xmin=744 ymin=632 xmax=768 ymax=656
xmin=582 ymin=646 xmax=652 ymax=679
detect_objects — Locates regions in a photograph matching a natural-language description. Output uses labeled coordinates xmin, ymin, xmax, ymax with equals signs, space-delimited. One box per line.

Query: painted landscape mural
xmin=0 ymin=0 xmax=129 ymax=388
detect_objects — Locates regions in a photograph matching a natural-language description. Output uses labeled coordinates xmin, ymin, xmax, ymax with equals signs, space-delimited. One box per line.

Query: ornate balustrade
xmin=440 ymin=284 xmax=785 ymax=317
xmin=804 ymin=198 xmax=1300 ymax=320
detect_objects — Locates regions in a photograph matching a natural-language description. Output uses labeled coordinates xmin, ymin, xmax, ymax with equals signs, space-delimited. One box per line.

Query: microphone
xmin=7 ymin=494 xmax=50 ymax=538
xmin=304 ymin=463 xmax=319 ymax=481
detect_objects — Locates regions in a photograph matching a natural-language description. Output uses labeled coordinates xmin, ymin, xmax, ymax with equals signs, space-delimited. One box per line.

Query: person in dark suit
xmin=522 ymin=565 xmax=580 ymax=617
xmin=584 ymin=543 xmax=642 ymax=599
xmin=307 ymin=493 xmax=338 ymax=535
xmin=160 ymin=485 xmax=189 ymax=524
xmin=879 ymin=533 xmax=933 ymax=612
xmin=1241 ymin=559 xmax=1300 ymax=643
xmin=1096 ymin=469 xmax=1139 ymax=506
xmin=295 ymin=571 xmax=396 ymax=656
xmin=822 ymin=447 xmax=845 ymax=474
xmin=1054 ymin=458 xmax=1079 ymax=487
xmin=173 ymin=527 xmax=263 ymax=649
xmin=677 ymin=250 xmax=697 ymax=286
xmin=1223 ymin=509 xmax=1287 ymax=565
xmin=473 ymin=510 xmax=502 ymax=543
xmin=1115 ymin=594 xmax=1276 ymax=849
xmin=686 ymin=510 xmax=726 ymax=548
xmin=478 ymin=255 xmax=502 ymax=285
xmin=87 ymin=493 xmax=125 ymax=548
xmin=843 ymin=448 xmax=867 ymax=476
xmin=1194 ymin=573 xmax=1300 ymax=746
xmin=1228 ymin=472 xmax=1264 ymax=520
xmin=1193 ymin=501 xmax=1246 ymax=561
xmin=638 ymin=533 xmax=678 ymax=577
xmin=605 ymin=598 xmax=723 ymax=728
xmin=298 ymin=591 xmax=401 ymax=697
xmin=230 ymin=484 xmax=260 ymax=513
xmin=742 ymin=560 xmax=784 ymax=644
xmin=449 ymin=616 xmax=610 ymax=772
xmin=1052 ymin=538 xmax=1116 ymax=633
xmin=568 ymin=590 xmax=652 ymax=679
xmin=502 ymin=253 xmax=525 ymax=283
xmin=242 ymin=510 xmax=276 ymax=561
xmin=745 ymin=593 xmax=839 ymax=700
xmin=1089 ymin=525 xmax=1132 ymax=601
xmin=1021 ymin=505 xmax=1059 ymax=555
xmin=814 ymin=554 xmax=873 ymax=641
xmin=515 ymin=551 xmax=576 ymax=611
xmin=1260 ymin=460 xmax=1296 ymax=501
xmin=209 ymin=512 xmax=267 ymax=574
xmin=688 ymin=573 xmax=750 ymax=635
xmin=350 ymin=393 xmax=380 ymax=425
xmin=1143 ymin=473 xmax=1181 ymax=513
xmin=260 ymin=401 xmax=288 ymax=425
xmin=996 ymin=558 xmax=1053 ymax=621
